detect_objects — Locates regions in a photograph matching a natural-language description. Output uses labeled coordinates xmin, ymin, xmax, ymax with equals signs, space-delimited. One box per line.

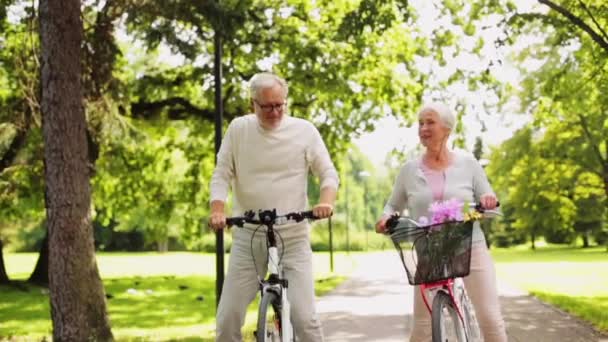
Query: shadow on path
xmin=318 ymin=252 xmax=608 ymax=342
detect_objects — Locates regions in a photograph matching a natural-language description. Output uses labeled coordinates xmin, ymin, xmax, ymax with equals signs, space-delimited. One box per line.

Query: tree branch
xmin=576 ymin=112 xmax=607 ymax=168
xmin=577 ymin=0 xmax=608 ymax=44
xmin=538 ymin=0 xmax=608 ymax=53
xmin=130 ymin=97 xmax=236 ymax=122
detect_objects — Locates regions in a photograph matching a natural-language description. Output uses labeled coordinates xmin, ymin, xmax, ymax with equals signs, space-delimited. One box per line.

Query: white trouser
xmin=215 ymin=224 xmax=324 ymax=342
xmin=410 ymin=243 xmax=508 ymax=342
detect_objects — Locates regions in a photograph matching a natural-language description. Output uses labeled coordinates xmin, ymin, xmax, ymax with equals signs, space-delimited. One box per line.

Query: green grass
xmin=0 ymin=252 xmax=354 ymax=341
xmin=491 ymin=245 xmax=608 ymax=333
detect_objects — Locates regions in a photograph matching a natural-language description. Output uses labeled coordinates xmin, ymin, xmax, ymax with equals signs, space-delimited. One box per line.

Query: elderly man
xmin=209 ymin=72 xmax=339 ymax=341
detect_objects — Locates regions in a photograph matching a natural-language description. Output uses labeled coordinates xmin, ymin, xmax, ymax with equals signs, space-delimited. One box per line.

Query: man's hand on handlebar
xmin=209 ymin=211 xmax=227 ymax=231
xmin=375 ymin=214 xmax=391 ymax=234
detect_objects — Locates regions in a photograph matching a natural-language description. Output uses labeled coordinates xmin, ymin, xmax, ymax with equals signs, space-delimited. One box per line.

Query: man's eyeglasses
xmin=254 ymin=100 xmax=286 ymax=113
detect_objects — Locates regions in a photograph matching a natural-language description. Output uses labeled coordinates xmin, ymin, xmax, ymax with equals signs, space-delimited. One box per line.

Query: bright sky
xmin=354 ymin=0 xmax=539 ymax=166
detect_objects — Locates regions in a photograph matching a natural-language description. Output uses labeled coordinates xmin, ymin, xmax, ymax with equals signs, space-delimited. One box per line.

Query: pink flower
xmin=429 ymin=199 xmax=464 ymax=224
xmin=418 ymin=216 xmax=429 ymax=226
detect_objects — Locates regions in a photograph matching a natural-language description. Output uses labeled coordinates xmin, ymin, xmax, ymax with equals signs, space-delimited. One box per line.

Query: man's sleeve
xmin=308 ymin=127 xmax=340 ymax=190
xmin=209 ymin=121 xmax=236 ymax=203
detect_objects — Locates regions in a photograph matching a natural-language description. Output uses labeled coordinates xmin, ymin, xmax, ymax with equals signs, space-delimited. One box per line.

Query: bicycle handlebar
xmin=226 ymin=209 xmax=319 ymax=228
xmin=385 ymin=201 xmax=500 ymax=234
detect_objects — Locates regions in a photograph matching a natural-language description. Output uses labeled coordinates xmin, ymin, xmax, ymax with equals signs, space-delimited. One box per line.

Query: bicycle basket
xmin=390 ymin=220 xmax=474 ymax=285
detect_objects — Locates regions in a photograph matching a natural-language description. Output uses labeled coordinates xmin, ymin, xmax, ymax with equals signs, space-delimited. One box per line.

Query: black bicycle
xmin=226 ymin=208 xmax=320 ymax=342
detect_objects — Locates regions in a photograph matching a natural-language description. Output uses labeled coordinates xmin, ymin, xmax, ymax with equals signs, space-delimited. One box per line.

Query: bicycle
xmin=226 ymin=208 xmax=320 ymax=342
xmin=385 ymin=204 xmax=499 ymax=342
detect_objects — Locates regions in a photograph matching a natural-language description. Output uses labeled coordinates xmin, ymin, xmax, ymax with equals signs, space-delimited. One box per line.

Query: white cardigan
xmin=383 ymin=151 xmax=495 ymax=244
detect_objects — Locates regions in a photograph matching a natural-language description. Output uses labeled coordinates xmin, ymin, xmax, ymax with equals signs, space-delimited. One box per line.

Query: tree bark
xmin=28 ymin=231 xmax=49 ymax=285
xmin=39 ymin=0 xmax=113 ymax=340
xmin=0 ymin=240 xmax=9 ymax=284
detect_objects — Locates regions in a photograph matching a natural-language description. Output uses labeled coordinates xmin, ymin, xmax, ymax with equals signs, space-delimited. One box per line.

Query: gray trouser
xmin=215 ymin=224 xmax=324 ymax=342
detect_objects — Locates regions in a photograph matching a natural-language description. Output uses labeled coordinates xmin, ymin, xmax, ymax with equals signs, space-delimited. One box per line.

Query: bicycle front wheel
xmin=460 ymin=289 xmax=481 ymax=341
xmin=256 ymin=291 xmax=283 ymax=342
xmin=432 ymin=291 xmax=467 ymax=342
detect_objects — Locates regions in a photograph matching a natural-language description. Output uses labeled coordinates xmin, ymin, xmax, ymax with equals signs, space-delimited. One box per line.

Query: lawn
xmin=491 ymin=244 xmax=608 ymax=333
xmin=5 ymin=245 xmax=606 ymax=340
xmin=0 ymin=252 xmax=356 ymax=341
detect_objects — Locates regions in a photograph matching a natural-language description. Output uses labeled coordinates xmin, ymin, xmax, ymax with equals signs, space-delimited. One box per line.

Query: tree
xmin=89 ymin=0 xmax=431 ymax=247
xmin=39 ymin=0 xmax=113 ymax=339
xmin=473 ymin=136 xmax=483 ymax=161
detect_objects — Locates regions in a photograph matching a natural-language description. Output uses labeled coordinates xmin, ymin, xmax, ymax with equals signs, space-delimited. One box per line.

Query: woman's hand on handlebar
xmin=479 ymin=193 xmax=499 ymax=210
xmin=312 ymin=203 xmax=333 ymax=219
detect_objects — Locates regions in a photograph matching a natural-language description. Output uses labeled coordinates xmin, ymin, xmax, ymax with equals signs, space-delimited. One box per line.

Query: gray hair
xmin=249 ymin=72 xmax=288 ymax=100
xmin=417 ymin=102 xmax=455 ymax=132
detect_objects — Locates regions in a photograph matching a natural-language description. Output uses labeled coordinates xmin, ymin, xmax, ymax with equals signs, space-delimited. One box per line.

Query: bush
xmin=195 ymin=232 xmax=233 ymax=253
xmin=544 ymin=228 xmax=576 ymax=244
xmin=593 ymin=225 xmax=608 ymax=246
xmin=310 ymin=218 xmax=391 ymax=252
xmin=486 ymin=221 xmax=527 ymax=248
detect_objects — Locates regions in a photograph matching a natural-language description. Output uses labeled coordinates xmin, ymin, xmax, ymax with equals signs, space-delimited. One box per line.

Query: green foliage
xmin=310 ymin=218 xmax=392 ymax=252
xmin=93 ymin=119 xmax=216 ymax=250
xmin=479 ymin=0 xmax=608 ymax=246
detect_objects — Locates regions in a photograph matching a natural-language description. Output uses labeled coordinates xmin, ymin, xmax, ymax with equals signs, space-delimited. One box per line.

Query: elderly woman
xmin=375 ymin=102 xmax=507 ymax=342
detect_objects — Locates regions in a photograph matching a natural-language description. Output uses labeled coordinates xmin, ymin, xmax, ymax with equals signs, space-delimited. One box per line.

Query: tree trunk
xmin=582 ymin=230 xmax=590 ymax=248
xmin=157 ymin=239 xmax=169 ymax=253
xmin=531 ymin=231 xmax=536 ymax=250
xmin=28 ymin=231 xmax=49 ymax=285
xmin=0 ymin=239 xmax=10 ymax=284
xmin=39 ymin=1 xmax=113 ymax=340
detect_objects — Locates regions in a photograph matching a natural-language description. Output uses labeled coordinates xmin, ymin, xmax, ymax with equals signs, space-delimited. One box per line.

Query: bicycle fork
xmin=421 ymin=279 xmax=468 ymax=331
xmin=266 ymin=245 xmax=293 ymax=341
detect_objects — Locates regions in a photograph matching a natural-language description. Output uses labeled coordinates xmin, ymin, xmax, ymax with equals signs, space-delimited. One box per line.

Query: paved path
xmin=317 ymin=252 xmax=608 ymax=342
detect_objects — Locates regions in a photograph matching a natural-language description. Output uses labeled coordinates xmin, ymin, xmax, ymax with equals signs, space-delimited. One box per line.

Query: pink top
xmin=420 ymin=162 xmax=446 ymax=201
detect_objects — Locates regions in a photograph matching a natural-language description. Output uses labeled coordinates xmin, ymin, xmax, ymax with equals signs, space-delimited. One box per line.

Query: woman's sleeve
xmin=383 ymin=165 xmax=408 ymax=214
xmin=471 ymin=159 xmax=494 ymax=201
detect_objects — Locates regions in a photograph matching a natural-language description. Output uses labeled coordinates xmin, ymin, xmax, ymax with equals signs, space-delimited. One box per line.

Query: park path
xmin=316 ymin=252 xmax=608 ymax=342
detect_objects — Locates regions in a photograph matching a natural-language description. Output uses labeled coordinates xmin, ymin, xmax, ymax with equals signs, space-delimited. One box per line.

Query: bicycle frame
xmin=420 ymin=278 xmax=467 ymax=328
xmin=261 ymin=216 xmax=293 ymax=341
xmin=227 ymin=209 xmax=319 ymax=342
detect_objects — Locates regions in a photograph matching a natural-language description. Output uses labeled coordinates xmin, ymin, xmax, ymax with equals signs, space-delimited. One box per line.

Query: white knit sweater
xmin=210 ymin=114 xmax=339 ymax=216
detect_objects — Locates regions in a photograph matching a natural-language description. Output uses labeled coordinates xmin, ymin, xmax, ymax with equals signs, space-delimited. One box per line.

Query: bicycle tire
xmin=256 ymin=291 xmax=282 ymax=342
xmin=460 ymin=289 xmax=481 ymax=341
xmin=432 ymin=291 xmax=467 ymax=342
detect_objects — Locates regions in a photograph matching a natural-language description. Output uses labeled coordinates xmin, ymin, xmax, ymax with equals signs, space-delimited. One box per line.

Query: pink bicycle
xmin=385 ymin=204 xmax=497 ymax=342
